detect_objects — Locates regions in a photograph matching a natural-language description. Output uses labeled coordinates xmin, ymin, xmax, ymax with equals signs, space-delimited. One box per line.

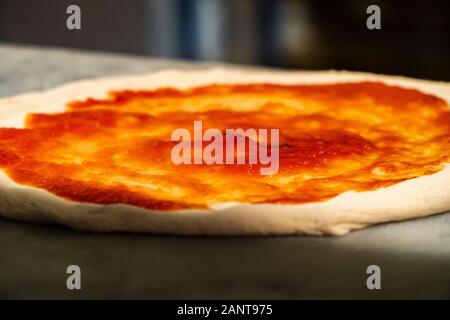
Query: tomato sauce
xmin=0 ymin=82 xmax=449 ymax=210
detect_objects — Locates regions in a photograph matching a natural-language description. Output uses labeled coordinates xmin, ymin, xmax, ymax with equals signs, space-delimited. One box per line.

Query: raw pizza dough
xmin=0 ymin=68 xmax=449 ymax=236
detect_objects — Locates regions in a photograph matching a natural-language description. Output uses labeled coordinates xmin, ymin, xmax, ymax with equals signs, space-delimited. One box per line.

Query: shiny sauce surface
xmin=0 ymin=82 xmax=449 ymax=210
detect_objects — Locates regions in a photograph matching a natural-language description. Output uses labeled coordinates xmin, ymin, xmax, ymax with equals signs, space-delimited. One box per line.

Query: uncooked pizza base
xmin=0 ymin=68 xmax=449 ymax=236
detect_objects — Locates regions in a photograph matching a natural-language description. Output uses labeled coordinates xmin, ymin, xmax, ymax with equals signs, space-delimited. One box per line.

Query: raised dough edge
xmin=0 ymin=68 xmax=449 ymax=236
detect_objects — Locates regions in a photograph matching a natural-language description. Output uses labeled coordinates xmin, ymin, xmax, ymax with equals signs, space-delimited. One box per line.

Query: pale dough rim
xmin=0 ymin=68 xmax=449 ymax=236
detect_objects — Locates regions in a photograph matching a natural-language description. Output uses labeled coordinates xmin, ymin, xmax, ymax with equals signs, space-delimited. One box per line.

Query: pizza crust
xmin=0 ymin=68 xmax=449 ymax=236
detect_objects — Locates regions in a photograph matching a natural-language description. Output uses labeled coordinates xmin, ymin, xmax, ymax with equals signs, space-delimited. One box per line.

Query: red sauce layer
xmin=0 ymin=82 xmax=449 ymax=210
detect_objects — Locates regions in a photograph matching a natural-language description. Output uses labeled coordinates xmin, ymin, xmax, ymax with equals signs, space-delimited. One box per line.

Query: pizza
xmin=0 ymin=69 xmax=449 ymax=236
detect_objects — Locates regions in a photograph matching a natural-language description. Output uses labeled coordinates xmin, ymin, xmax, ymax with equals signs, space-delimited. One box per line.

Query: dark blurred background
xmin=0 ymin=0 xmax=448 ymax=80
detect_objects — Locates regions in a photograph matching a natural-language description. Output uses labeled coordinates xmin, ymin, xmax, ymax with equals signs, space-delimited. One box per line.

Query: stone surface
xmin=0 ymin=43 xmax=449 ymax=299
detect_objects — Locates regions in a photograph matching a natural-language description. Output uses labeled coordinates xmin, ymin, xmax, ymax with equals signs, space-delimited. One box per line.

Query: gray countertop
xmin=0 ymin=43 xmax=449 ymax=299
